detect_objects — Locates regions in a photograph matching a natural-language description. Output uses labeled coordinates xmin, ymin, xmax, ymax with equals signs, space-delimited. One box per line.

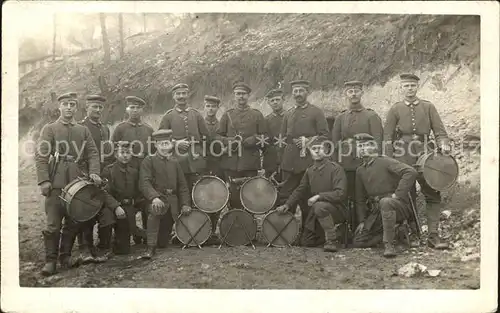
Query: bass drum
xmin=240 ymin=176 xmax=277 ymax=214
xmin=415 ymin=151 xmax=459 ymax=191
xmin=192 ymin=176 xmax=229 ymax=213
xmin=175 ymin=210 xmax=212 ymax=247
xmin=261 ymin=211 xmax=300 ymax=247
xmin=219 ymin=209 xmax=257 ymax=246
xmin=60 ymin=177 xmax=104 ymax=222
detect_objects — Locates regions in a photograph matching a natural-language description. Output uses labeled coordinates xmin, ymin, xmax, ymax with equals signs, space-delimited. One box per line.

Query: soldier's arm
xmin=100 ymin=166 xmax=120 ymax=209
xmin=354 ymin=169 xmax=368 ymax=223
xmin=139 ymin=157 xmax=161 ymax=201
xmin=383 ymin=106 xmax=398 ymax=142
xmin=83 ymin=127 xmax=100 ymax=176
xmin=285 ymin=171 xmax=310 ymax=209
xmin=215 ymin=112 xmax=230 ymax=143
xmin=176 ymin=161 xmax=191 ymax=207
xmin=428 ymin=102 xmax=449 ymax=144
xmin=158 ymin=113 xmax=170 ymax=130
xmin=386 ymin=158 xmax=418 ymax=199
xmin=102 ymin=125 xmax=115 ymax=165
xmin=196 ymin=111 xmax=211 ymax=141
xmin=317 ymin=165 xmax=347 ymax=203
xmin=331 ymin=117 xmax=342 ymax=162
xmin=110 ymin=123 xmax=122 ymax=142
xmin=146 ymin=125 xmax=156 ymax=156
xmin=279 ymin=113 xmax=288 ymax=140
xmin=35 ymin=124 xmax=54 ymax=185
xmin=315 ymin=110 xmax=330 ymax=139
xmin=368 ymin=112 xmax=384 ymax=149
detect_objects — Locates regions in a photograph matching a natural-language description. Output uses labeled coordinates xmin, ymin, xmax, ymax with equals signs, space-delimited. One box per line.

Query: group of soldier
xmin=34 ymin=73 xmax=452 ymax=277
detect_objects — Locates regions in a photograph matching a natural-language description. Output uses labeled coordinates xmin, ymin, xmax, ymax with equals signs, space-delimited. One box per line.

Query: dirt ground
xmin=18 ymin=175 xmax=480 ymax=289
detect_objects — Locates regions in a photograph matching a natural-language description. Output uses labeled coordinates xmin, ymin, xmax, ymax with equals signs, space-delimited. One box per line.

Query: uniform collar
xmin=57 ymin=117 xmax=76 ymax=125
xmin=156 ymin=152 xmax=173 ymax=160
xmin=312 ymin=158 xmax=328 ymax=171
xmin=127 ymin=119 xmax=143 ymax=126
xmin=117 ymin=162 xmax=129 ymax=171
xmin=362 ymin=157 xmax=376 ymax=167
xmin=272 ymin=109 xmax=284 ymax=117
xmin=84 ymin=116 xmax=102 ymax=125
xmin=205 ymin=116 xmax=218 ymax=125
xmin=175 ymin=105 xmax=190 ymax=113
xmin=236 ymin=104 xmax=250 ymax=111
xmin=295 ymin=102 xmax=309 ymax=109
xmin=404 ymin=98 xmax=420 ymax=106
xmin=348 ymin=105 xmax=365 ymax=113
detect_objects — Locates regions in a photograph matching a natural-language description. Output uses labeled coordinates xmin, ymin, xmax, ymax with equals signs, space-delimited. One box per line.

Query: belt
xmin=59 ymin=155 xmax=77 ymax=162
xmin=120 ymin=198 xmax=135 ymax=205
xmin=400 ymin=134 xmax=428 ymax=142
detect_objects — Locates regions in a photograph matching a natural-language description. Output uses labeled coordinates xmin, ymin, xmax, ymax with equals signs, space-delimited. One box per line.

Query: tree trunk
xmin=143 ymin=13 xmax=147 ymax=32
xmin=52 ymin=14 xmax=57 ymax=61
xmin=118 ymin=13 xmax=125 ymax=58
xmin=99 ymin=13 xmax=111 ymax=65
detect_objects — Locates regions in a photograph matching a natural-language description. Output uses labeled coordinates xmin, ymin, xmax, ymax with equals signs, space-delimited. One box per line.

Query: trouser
xmin=344 ymin=170 xmax=358 ymax=229
xmin=352 ymin=200 xmax=383 ymax=248
xmin=278 ymin=171 xmax=309 ymax=226
xmin=147 ymin=207 xmax=175 ymax=248
xmin=131 ymin=157 xmax=148 ymax=235
xmin=79 ymin=206 xmax=116 ymax=250
xmin=224 ymin=170 xmax=258 ymax=210
xmin=379 ymin=197 xmax=411 ymax=245
xmin=410 ymin=175 xmax=442 ymax=236
xmin=300 ymin=201 xmax=347 ymax=247
xmin=113 ymin=204 xmax=146 ymax=254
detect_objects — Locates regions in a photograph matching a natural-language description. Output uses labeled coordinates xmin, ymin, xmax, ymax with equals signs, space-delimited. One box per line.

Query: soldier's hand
xmin=152 ymin=198 xmax=165 ymax=212
xmin=276 ymin=204 xmax=289 ymax=214
xmin=176 ymin=139 xmax=190 ymax=152
xmin=181 ymin=205 xmax=192 ymax=215
xmin=89 ymin=174 xmax=102 ymax=186
xmin=115 ymin=206 xmax=126 ymax=219
xmin=391 ymin=193 xmax=398 ymax=199
xmin=40 ymin=181 xmax=52 ymax=197
xmin=293 ymin=138 xmax=303 ymax=149
xmin=440 ymin=142 xmax=451 ymax=154
xmin=355 ymin=222 xmax=365 ymax=235
xmin=307 ymin=195 xmax=320 ymax=206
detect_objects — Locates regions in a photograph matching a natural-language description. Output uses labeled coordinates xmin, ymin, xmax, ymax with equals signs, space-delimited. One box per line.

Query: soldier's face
xmin=59 ymin=100 xmax=77 ymax=119
xmin=205 ymin=102 xmax=219 ymax=117
xmin=268 ymin=96 xmax=284 ymax=112
xmin=155 ymin=140 xmax=174 ymax=156
xmin=126 ymin=104 xmax=143 ymax=119
xmin=292 ymin=87 xmax=308 ymax=104
xmin=401 ymin=81 xmax=419 ymax=98
xmin=345 ymin=88 xmax=363 ymax=104
xmin=86 ymin=103 xmax=104 ymax=120
xmin=234 ymin=90 xmax=249 ymax=105
xmin=309 ymin=144 xmax=326 ymax=160
xmin=357 ymin=141 xmax=377 ymax=158
xmin=116 ymin=148 xmax=132 ymax=164
xmin=173 ymin=89 xmax=189 ymax=105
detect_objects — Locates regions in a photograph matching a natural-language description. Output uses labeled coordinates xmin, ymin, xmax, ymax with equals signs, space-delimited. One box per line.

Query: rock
xmin=461 ymin=253 xmax=480 ymax=262
xmin=441 ymin=210 xmax=452 ymax=220
xmin=464 ymin=247 xmax=474 ymax=255
xmin=421 ymin=225 xmax=428 ymax=234
xmin=398 ymin=262 xmax=428 ymax=278
xmin=201 ymin=263 xmax=210 ymax=270
xmin=427 ymin=269 xmax=442 ymax=277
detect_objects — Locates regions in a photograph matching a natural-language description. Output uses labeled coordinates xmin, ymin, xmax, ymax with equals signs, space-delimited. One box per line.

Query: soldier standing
xmin=35 ymin=92 xmax=103 ymax=276
xmin=331 ymin=81 xmax=383 ymax=231
xmin=354 ymin=134 xmax=418 ymax=257
xmin=111 ymin=96 xmax=153 ymax=244
xmin=216 ymin=81 xmax=267 ymax=209
xmin=262 ymin=89 xmax=286 ymax=180
xmin=384 ymin=73 xmax=451 ymax=249
xmin=279 ymin=80 xmax=330 ymax=235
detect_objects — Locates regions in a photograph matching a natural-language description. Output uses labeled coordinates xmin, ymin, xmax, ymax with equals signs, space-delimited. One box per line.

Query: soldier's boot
xmin=59 ymin=230 xmax=80 ymax=269
xmin=141 ymin=215 xmax=159 ymax=260
xmin=381 ymin=210 xmax=397 ymax=258
xmin=426 ymin=203 xmax=449 ymax=250
xmin=76 ymin=231 xmax=85 ymax=251
xmin=317 ymin=215 xmax=338 ymax=253
xmin=142 ymin=246 xmax=156 ymax=260
xmin=41 ymin=231 xmax=59 ymax=276
xmin=113 ymin=220 xmax=131 ymax=255
xmin=78 ymin=227 xmax=96 ymax=264
xmin=94 ymin=225 xmax=113 ymax=263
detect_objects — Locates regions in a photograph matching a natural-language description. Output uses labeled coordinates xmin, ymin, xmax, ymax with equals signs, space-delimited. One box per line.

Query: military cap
xmin=86 ymin=95 xmax=106 ymax=104
xmin=152 ymin=129 xmax=173 ymax=141
xmin=204 ymin=95 xmax=221 ymax=105
xmin=309 ymin=135 xmax=329 ymax=146
xmin=125 ymin=96 xmax=146 ymax=107
xmin=265 ymin=89 xmax=284 ymax=99
xmin=115 ymin=140 xmax=131 ymax=150
xmin=232 ymin=81 xmax=252 ymax=93
xmin=290 ymin=80 xmax=311 ymax=89
xmin=343 ymin=81 xmax=363 ymax=89
xmin=354 ymin=133 xmax=375 ymax=142
xmin=400 ymin=73 xmax=420 ymax=81
xmin=57 ymin=92 xmax=78 ymax=102
xmin=171 ymin=83 xmax=189 ymax=93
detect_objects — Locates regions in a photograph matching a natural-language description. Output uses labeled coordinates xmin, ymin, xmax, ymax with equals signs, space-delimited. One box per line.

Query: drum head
xmin=175 ymin=210 xmax=212 ymax=246
xmin=219 ymin=209 xmax=257 ymax=246
xmin=192 ymin=176 xmax=229 ymax=213
xmin=240 ymin=177 xmax=277 ymax=214
xmin=261 ymin=211 xmax=300 ymax=247
xmin=422 ymin=153 xmax=459 ymax=191
xmin=64 ymin=181 xmax=104 ymax=222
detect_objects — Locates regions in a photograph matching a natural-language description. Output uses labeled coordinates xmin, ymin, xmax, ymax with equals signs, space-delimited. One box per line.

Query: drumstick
xmin=218 ymin=215 xmax=237 ymax=249
xmin=183 ymin=217 xmax=211 ymax=248
xmin=177 ymin=215 xmax=202 ymax=249
xmin=265 ymin=215 xmax=295 ymax=247
xmin=237 ymin=215 xmax=256 ymax=250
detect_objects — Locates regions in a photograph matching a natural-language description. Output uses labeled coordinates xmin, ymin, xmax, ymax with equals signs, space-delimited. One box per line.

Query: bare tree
xmin=52 ymin=14 xmax=57 ymax=61
xmin=100 ymin=13 xmax=111 ymax=65
xmin=143 ymin=13 xmax=147 ymax=32
xmin=119 ymin=13 xmax=124 ymax=58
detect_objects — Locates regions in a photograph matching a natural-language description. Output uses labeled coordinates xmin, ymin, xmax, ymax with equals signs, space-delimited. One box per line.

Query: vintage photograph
xmin=2 ymin=1 xmax=498 ymax=313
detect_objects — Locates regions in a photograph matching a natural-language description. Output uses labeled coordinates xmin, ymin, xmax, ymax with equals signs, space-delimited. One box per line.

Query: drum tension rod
xmin=265 ymin=216 xmax=294 ymax=248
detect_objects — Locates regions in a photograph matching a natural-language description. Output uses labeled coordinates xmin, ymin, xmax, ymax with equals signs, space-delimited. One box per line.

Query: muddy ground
xmin=18 ymin=175 xmax=480 ymax=289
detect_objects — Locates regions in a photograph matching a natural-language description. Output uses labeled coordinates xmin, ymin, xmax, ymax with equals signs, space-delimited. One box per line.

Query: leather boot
xmin=317 ymin=215 xmax=338 ymax=252
xmin=141 ymin=246 xmax=156 ymax=260
xmin=59 ymin=228 xmax=80 ymax=269
xmin=41 ymin=231 xmax=59 ymax=276
xmin=94 ymin=225 xmax=113 ymax=262
xmin=381 ymin=210 xmax=397 ymax=258
xmin=426 ymin=203 xmax=449 ymax=249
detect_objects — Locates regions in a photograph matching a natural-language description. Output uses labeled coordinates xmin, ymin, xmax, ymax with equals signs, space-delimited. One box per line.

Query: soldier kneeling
xmin=276 ymin=136 xmax=347 ymax=252
xmin=139 ymin=129 xmax=192 ymax=259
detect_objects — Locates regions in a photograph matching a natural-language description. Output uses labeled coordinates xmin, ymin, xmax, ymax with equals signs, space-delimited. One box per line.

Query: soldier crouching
xmin=139 ymin=129 xmax=193 ymax=259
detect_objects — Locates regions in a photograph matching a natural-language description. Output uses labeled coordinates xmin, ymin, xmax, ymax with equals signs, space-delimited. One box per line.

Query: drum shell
xmin=60 ymin=178 xmax=103 ymax=222
xmin=261 ymin=211 xmax=300 ymax=247
xmin=240 ymin=176 xmax=277 ymax=214
xmin=192 ymin=176 xmax=229 ymax=213
xmin=415 ymin=152 xmax=459 ymax=191
xmin=219 ymin=209 xmax=257 ymax=246
xmin=175 ymin=210 xmax=212 ymax=246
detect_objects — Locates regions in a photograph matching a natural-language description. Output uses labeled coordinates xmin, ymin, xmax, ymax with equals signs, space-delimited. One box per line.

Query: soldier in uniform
xmin=216 ymin=81 xmax=267 ymax=209
xmin=111 ymin=96 xmax=153 ymax=244
xmin=354 ymin=133 xmax=418 ymax=257
xmin=279 ymin=80 xmax=330 ymax=235
xmin=276 ymin=136 xmax=347 ymax=252
xmin=35 ymin=92 xmax=103 ymax=276
xmin=384 ymin=73 xmax=451 ymax=249
xmin=101 ymin=141 xmax=147 ymax=255
xmin=262 ymin=89 xmax=286 ymax=180
xmin=139 ymin=129 xmax=192 ymax=259
xmin=331 ymin=81 xmax=383 ymax=231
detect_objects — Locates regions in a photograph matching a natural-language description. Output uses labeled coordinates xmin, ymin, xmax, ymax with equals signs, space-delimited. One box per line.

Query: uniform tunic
xmin=263 ymin=110 xmax=285 ymax=174
xmin=204 ymin=116 xmax=223 ymax=176
xmin=79 ymin=117 xmax=113 ymax=168
xmin=111 ymin=120 xmax=154 ymax=162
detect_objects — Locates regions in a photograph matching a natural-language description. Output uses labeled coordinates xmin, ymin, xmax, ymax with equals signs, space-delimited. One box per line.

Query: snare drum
xmin=261 ymin=211 xmax=300 ymax=247
xmin=192 ymin=176 xmax=229 ymax=213
xmin=240 ymin=176 xmax=277 ymax=214
xmin=175 ymin=210 xmax=212 ymax=247
xmin=219 ymin=209 xmax=257 ymax=246
xmin=415 ymin=151 xmax=459 ymax=191
xmin=59 ymin=177 xmax=104 ymax=222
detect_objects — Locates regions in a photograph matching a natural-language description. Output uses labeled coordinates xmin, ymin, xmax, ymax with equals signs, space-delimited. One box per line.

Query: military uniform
xmin=384 ymin=73 xmax=450 ymax=249
xmin=139 ymin=130 xmax=191 ymax=258
xmin=263 ymin=90 xmax=286 ymax=179
xmin=216 ymin=82 xmax=267 ymax=209
xmin=35 ymin=92 xmax=104 ymax=275
xmin=283 ymin=145 xmax=347 ymax=251
xmin=331 ymin=81 xmax=384 ymax=228
xmin=279 ymin=80 xmax=330 ymax=225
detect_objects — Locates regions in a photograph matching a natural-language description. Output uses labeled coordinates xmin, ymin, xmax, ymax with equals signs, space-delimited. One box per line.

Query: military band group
xmin=34 ymin=73 xmax=452 ymax=277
